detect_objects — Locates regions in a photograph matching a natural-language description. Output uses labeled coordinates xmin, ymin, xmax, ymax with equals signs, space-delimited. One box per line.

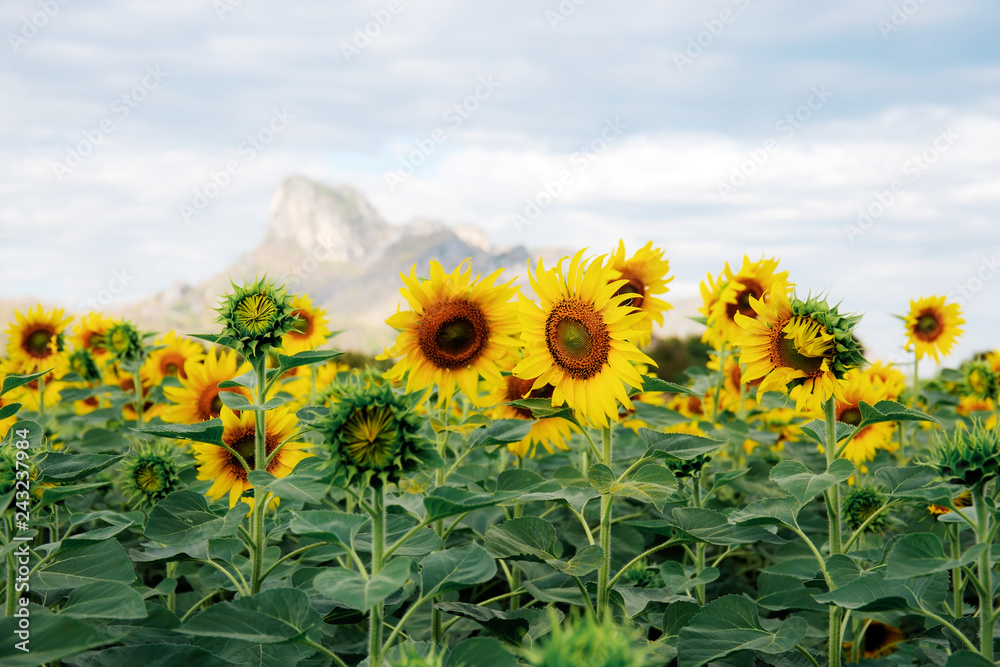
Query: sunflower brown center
xmin=199 ymin=387 xmax=234 ymax=420
xmin=160 ymin=353 xmax=185 ymax=378
xmin=726 ymin=279 xmax=765 ymax=320
xmin=25 ymin=328 xmax=54 ymax=357
xmin=224 ymin=427 xmax=279 ymax=478
xmin=773 ymin=329 xmax=824 ymax=377
xmin=613 ymin=272 xmax=645 ymax=309
xmin=914 ymin=312 xmax=942 ymax=341
xmin=545 ymin=299 xmax=610 ymax=380
xmin=839 ymin=407 xmax=862 ymax=426
xmin=417 ymin=298 xmax=489 ymax=369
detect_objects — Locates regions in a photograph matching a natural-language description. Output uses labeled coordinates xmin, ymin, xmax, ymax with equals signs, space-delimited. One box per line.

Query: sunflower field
xmin=1 ymin=245 xmax=999 ymax=667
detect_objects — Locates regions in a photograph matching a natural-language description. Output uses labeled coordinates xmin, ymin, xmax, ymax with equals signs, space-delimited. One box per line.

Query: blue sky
xmin=2 ymin=0 xmax=999 ymax=364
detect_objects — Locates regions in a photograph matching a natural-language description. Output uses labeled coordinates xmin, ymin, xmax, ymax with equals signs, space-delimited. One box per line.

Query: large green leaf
xmin=638 ymin=429 xmax=727 ymax=460
xmin=420 ymin=544 xmax=497 ymax=596
xmin=885 ymin=533 xmax=987 ymax=580
xmin=945 ymin=651 xmax=994 ymax=667
xmin=312 ymin=557 xmax=412 ymax=611
xmin=588 ymin=463 xmax=677 ymax=511
xmin=247 ymin=468 xmax=333 ymax=504
xmin=424 ymin=486 xmax=504 ymax=522
xmin=358 ymin=514 xmax=443 ymax=556
xmin=484 ymin=516 xmax=603 ymax=576
xmin=75 ymin=644 xmax=221 ymax=667
xmin=144 ymin=490 xmax=250 ymax=546
xmin=36 ymin=453 xmax=124 ymax=482
xmin=289 ymin=510 xmax=367 ymax=548
xmin=769 ymin=459 xmax=855 ymax=506
xmin=268 ymin=349 xmax=344 ymax=380
xmin=1 ymin=369 xmax=53 ymax=397
xmin=756 ymin=573 xmax=826 ymax=612
xmin=467 ymin=418 xmax=538 ymax=448
xmin=219 ymin=392 xmax=285 ymax=412
xmin=812 ymin=569 xmax=948 ymax=613
xmin=659 ymin=561 xmax=720 ymax=594
xmin=434 ymin=602 xmax=558 ymax=645
xmin=33 ymin=538 xmax=136 ymax=591
xmin=875 ymin=465 xmax=953 ymax=505
xmin=135 ymin=420 xmax=225 ymax=446
xmin=800 ymin=418 xmax=856 ymax=448
xmin=58 ymin=581 xmax=147 ymax=619
xmin=677 ymin=595 xmax=808 ymax=667
xmin=639 ymin=374 xmax=699 ymax=396
xmin=447 ymin=637 xmax=518 ymax=667
xmin=0 ymin=614 xmax=110 ymax=666
xmin=858 ymin=400 xmax=938 ymax=427
xmin=663 ymin=508 xmax=786 ymax=546
xmin=727 ymin=496 xmax=803 ymax=529
xmin=179 ymin=587 xmax=322 ymax=644
xmin=503 ymin=399 xmax=575 ymax=422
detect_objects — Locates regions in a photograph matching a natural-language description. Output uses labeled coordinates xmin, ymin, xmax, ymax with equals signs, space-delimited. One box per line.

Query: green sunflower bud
xmin=316 ymin=374 xmax=440 ymax=488
xmin=623 ymin=558 xmax=664 ymax=589
xmin=68 ymin=349 xmax=102 ymax=383
xmin=522 ymin=610 xmax=649 ymax=667
xmin=106 ymin=322 xmax=143 ymax=365
xmin=791 ymin=294 xmax=866 ymax=380
xmin=843 ymin=486 xmax=888 ymax=532
xmin=666 ymin=452 xmax=711 ymax=479
xmin=121 ymin=443 xmax=183 ymax=505
xmin=963 ymin=359 xmax=999 ymax=401
xmin=216 ymin=277 xmax=298 ymax=360
xmin=934 ymin=420 xmax=1000 ymax=486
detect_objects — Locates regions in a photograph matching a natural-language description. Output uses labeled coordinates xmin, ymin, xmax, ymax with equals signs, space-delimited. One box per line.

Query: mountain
xmin=128 ymin=176 xmax=534 ymax=353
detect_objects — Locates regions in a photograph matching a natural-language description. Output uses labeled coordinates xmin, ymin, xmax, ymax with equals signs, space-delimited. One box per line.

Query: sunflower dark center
xmin=134 ymin=462 xmax=166 ymax=492
xmin=613 ymin=273 xmax=645 ymax=309
xmin=343 ymin=407 xmax=399 ymax=469
xmin=726 ymin=279 xmax=765 ymax=320
xmin=200 ymin=388 xmax=230 ymax=420
xmin=914 ymin=312 xmax=942 ymax=341
xmin=839 ymin=407 xmax=863 ymax=425
xmin=545 ymin=299 xmax=610 ymax=380
xmin=774 ymin=327 xmax=824 ymax=376
xmin=25 ymin=329 xmax=54 ymax=357
xmin=417 ymin=298 xmax=489 ymax=369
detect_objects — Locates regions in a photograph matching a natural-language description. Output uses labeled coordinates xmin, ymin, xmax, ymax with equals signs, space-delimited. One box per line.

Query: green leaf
xmin=659 ymin=561 xmax=720 ymax=594
xmin=467 ymin=418 xmax=537 ymax=448
xmin=727 ymin=496 xmax=803 ymax=529
xmin=504 ymin=398 xmax=575 ymax=422
xmin=0 ymin=614 xmax=109 ymax=666
xmin=424 ymin=486 xmax=503 ymax=522
xmin=219 ymin=392 xmax=285 ymax=411
xmin=135 ymin=420 xmax=225 ymax=446
xmin=434 ymin=602 xmax=553 ymax=645
xmin=447 ymin=638 xmax=518 ymax=667
xmin=640 ymin=374 xmax=699 ymax=396
xmin=289 ymin=510 xmax=367 ymax=548
xmin=359 ymin=515 xmax=443 ymax=556
xmin=247 ymin=469 xmax=332 ymax=504
xmin=484 ymin=516 xmax=600 ymax=576
xmin=1 ymin=368 xmax=53 ymax=397
xmin=769 ymin=458 xmax=855 ymax=506
xmin=637 ymin=429 xmax=727 ymax=460
xmin=800 ymin=419 xmax=855 ymax=448
xmin=144 ymin=490 xmax=250 ymax=546
xmin=663 ymin=508 xmax=786 ymax=546
xmin=554 ymin=544 xmax=605 ymax=577
xmin=945 ymin=651 xmax=994 ymax=667
xmin=886 ymin=533 xmax=987 ymax=579
xmin=756 ymin=573 xmax=826 ymax=612
xmin=812 ymin=569 xmax=948 ymax=613
xmin=420 ymin=543 xmax=497 ymax=596
xmin=588 ymin=463 xmax=678 ymax=511
xmin=179 ymin=587 xmax=322 ymax=643
xmin=313 ymin=557 xmax=412 ymax=611
xmin=58 ymin=581 xmax=147 ymax=619
xmin=677 ymin=595 xmax=808 ymax=667
xmin=858 ymin=400 xmax=938 ymax=427
xmin=38 ymin=482 xmax=109 ymax=508
xmin=614 ymin=584 xmax=695 ymax=617
xmin=36 ymin=453 xmax=124 ymax=482
xmin=269 ymin=350 xmax=344 ymax=378
xmin=0 ymin=402 xmax=21 ymax=421
xmin=74 ymin=644 xmax=220 ymax=667
xmin=33 ymin=538 xmax=136 ymax=590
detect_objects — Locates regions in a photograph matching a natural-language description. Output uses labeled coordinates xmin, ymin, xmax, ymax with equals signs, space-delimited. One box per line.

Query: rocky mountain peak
xmin=266 ymin=175 xmax=389 ymax=261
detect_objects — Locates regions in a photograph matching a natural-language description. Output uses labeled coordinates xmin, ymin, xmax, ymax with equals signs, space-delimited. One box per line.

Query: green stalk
xmin=949 ymin=522 xmax=964 ymax=618
xmin=166 ymin=561 xmax=177 ymax=613
xmin=4 ymin=548 xmax=14 ymax=617
xmin=510 ymin=455 xmax=524 ymax=611
xmin=132 ymin=369 xmax=144 ymax=427
xmin=972 ymin=483 xmax=994 ymax=661
xmin=37 ymin=374 xmax=46 ymax=428
xmin=596 ymin=426 xmax=613 ymax=621
xmin=823 ymin=396 xmax=843 ymax=667
xmin=431 ymin=428 xmax=448 ymax=645
xmin=249 ymin=356 xmax=268 ymax=595
xmin=369 ymin=485 xmax=386 ymax=667
xmin=693 ymin=475 xmax=707 ymax=605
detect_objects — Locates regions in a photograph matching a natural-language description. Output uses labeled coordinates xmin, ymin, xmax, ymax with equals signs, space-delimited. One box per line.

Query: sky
xmin=1 ymin=0 xmax=999 ymax=366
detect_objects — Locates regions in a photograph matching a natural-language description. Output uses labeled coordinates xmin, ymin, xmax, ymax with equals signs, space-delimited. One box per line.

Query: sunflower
xmin=820 ymin=370 xmax=896 ymax=466
xmin=1 ymin=356 xmax=65 ymax=413
xmin=381 ymin=259 xmax=520 ymax=408
xmin=6 ymin=305 xmax=72 ymax=373
xmin=904 ymin=295 xmax=964 ymax=362
xmin=488 ymin=373 xmax=579 ymax=458
xmin=703 ymin=257 xmax=789 ymax=349
xmin=281 ymin=361 xmax=351 ymax=411
xmin=735 ymin=286 xmax=864 ymax=411
xmin=161 ymin=349 xmax=250 ymax=423
xmin=192 ymin=406 xmax=311 ymax=509
xmin=927 ymin=489 xmax=973 ymax=516
xmin=962 ymin=359 xmax=999 ymax=401
xmin=121 ymin=443 xmax=183 ymax=505
xmin=606 ymin=241 xmax=673 ymax=347
xmin=279 ymin=294 xmax=332 ymax=356
xmin=844 ymin=621 xmax=906 ymax=660
xmin=956 ymin=395 xmax=997 ymax=428
xmin=863 ymin=361 xmax=906 ymax=400
xmin=70 ymin=312 xmax=116 ymax=366
xmin=513 ymin=250 xmax=655 ymax=428
xmin=143 ymin=331 xmax=205 ymax=385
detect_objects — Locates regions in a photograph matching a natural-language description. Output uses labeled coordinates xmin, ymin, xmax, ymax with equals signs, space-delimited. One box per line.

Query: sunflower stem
xmin=510 ymin=456 xmax=524 ymax=611
xmin=368 ymin=484 xmax=386 ymax=667
xmin=693 ymin=475 xmax=707 ymax=605
xmin=132 ymin=369 xmax=144 ymax=428
xmin=431 ymin=425 xmax=448 ymax=646
xmin=972 ymin=482 xmax=994 ymax=661
xmin=823 ymin=396 xmax=843 ymax=667
xmin=250 ymin=355 xmax=268 ymax=596
xmin=4 ymin=519 xmax=16 ymax=618
xmin=596 ymin=426 xmax=613 ymax=622
xmin=949 ymin=522 xmax=964 ymax=618
xmin=166 ymin=561 xmax=177 ymax=613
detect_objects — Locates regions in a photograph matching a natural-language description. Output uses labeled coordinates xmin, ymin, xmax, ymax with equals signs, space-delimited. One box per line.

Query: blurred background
xmin=1 ymin=0 xmax=998 ymax=366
